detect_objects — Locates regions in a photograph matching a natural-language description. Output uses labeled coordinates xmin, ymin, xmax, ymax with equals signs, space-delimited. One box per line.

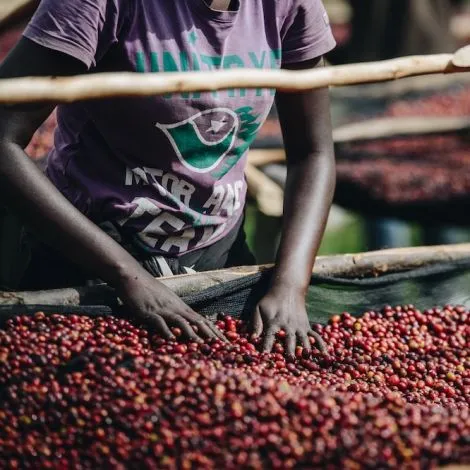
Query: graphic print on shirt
xmin=117 ymin=27 xmax=282 ymax=254
xmin=156 ymin=106 xmax=261 ymax=179
xmin=119 ymin=106 xmax=261 ymax=254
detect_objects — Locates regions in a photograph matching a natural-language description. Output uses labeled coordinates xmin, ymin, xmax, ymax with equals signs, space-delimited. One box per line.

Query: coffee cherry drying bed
xmin=257 ymin=84 xmax=470 ymax=225
xmin=335 ymin=85 xmax=470 ymax=225
xmin=0 ymin=257 xmax=469 ymax=468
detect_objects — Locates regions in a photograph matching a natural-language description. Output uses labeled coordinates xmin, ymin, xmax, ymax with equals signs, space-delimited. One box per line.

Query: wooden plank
xmin=333 ymin=115 xmax=470 ymax=143
xmin=324 ymin=0 xmax=351 ymax=24
xmin=2 ymin=243 xmax=470 ymax=306
xmin=439 ymin=466 xmax=470 ymax=470
xmin=0 ymin=0 xmax=29 ymax=19
xmin=0 ymin=49 xmax=468 ymax=104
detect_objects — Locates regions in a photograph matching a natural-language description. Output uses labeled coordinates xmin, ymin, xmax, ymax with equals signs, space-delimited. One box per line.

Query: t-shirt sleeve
xmin=281 ymin=0 xmax=336 ymax=65
xmin=23 ymin=0 xmax=124 ymax=69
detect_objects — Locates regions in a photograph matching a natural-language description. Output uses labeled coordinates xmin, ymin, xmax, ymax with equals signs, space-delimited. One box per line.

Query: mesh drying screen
xmin=2 ymin=260 xmax=470 ymax=325
xmin=181 ymin=260 xmax=470 ymax=324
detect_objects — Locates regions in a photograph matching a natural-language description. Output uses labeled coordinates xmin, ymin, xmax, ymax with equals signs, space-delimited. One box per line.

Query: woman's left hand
xmin=252 ymin=285 xmax=326 ymax=356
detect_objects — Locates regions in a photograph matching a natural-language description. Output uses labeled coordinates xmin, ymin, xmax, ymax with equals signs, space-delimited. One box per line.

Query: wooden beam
xmin=2 ymin=243 xmax=470 ymax=306
xmin=0 ymin=49 xmax=469 ymax=104
xmin=333 ymin=115 xmax=470 ymax=143
xmin=248 ymin=149 xmax=285 ymax=167
xmin=439 ymin=466 xmax=470 ymax=470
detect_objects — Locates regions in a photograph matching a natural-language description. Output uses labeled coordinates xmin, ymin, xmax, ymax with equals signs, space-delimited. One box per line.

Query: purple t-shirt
xmin=24 ymin=0 xmax=335 ymax=256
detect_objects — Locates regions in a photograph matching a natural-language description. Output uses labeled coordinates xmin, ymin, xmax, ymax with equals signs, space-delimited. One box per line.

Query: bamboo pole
xmin=2 ymin=243 xmax=470 ymax=306
xmin=0 ymin=49 xmax=469 ymax=104
xmin=333 ymin=115 xmax=470 ymax=143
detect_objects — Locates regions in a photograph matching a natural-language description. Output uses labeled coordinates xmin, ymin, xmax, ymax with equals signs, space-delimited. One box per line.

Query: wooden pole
xmin=333 ymin=115 xmax=470 ymax=143
xmin=2 ymin=243 xmax=470 ymax=306
xmin=0 ymin=50 xmax=468 ymax=104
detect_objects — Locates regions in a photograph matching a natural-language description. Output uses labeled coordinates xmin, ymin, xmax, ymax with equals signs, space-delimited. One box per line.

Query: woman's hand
xmin=117 ymin=269 xmax=226 ymax=343
xmin=252 ymin=285 xmax=326 ymax=356
xmin=253 ymin=59 xmax=334 ymax=357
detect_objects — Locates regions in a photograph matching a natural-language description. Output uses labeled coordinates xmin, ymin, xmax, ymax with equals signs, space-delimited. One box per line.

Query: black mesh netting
xmin=180 ymin=259 xmax=470 ymax=324
xmin=4 ymin=259 xmax=470 ymax=326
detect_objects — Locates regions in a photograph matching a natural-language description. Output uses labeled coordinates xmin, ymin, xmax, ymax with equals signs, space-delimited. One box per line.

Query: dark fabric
xmin=19 ymin=214 xmax=255 ymax=290
xmin=18 ymin=241 xmax=92 ymax=290
xmin=0 ymin=208 xmax=31 ymax=290
xmin=229 ymin=0 xmax=239 ymax=11
xmin=142 ymin=213 xmax=255 ymax=277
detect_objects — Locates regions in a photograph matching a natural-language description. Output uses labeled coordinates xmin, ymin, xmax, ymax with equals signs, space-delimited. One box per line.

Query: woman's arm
xmin=253 ymin=57 xmax=335 ymax=355
xmin=0 ymin=38 xmax=224 ymax=342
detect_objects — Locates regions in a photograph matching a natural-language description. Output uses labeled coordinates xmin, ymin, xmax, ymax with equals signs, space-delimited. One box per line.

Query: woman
xmin=0 ymin=0 xmax=336 ymax=354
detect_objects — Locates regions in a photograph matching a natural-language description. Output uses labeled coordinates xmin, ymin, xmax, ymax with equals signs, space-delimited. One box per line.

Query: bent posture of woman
xmin=0 ymin=0 xmax=336 ymax=354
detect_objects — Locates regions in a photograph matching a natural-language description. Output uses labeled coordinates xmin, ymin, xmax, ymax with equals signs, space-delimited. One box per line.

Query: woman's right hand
xmin=116 ymin=269 xmax=227 ymax=343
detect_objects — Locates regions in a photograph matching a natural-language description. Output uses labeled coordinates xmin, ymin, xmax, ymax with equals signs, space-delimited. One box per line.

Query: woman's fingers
xmin=285 ymin=330 xmax=296 ymax=358
xmin=262 ymin=326 xmax=278 ymax=352
xmin=197 ymin=319 xmax=228 ymax=342
xmin=149 ymin=315 xmax=176 ymax=341
xmin=172 ymin=316 xmax=203 ymax=342
xmin=251 ymin=307 xmax=263 ymax=338
xmin=182 ymin=311 xmax=228 ymax=342
xmin=308 ymin=329 xmax=327 ymax=353
xmin=205 ymin=320 xmax=229 ymax=342
xmin=299 ymin=332 xmax=312 ymax=353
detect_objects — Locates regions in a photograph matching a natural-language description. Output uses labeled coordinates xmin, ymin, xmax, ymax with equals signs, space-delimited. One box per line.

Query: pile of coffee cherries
xmin=0 ymin=305 xmax=468 ymax=469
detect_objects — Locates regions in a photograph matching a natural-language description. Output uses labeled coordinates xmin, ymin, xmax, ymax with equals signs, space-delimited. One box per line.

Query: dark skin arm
xmin=252 ymin=57 xmax=335 ymax=356
xmin=0 ymin=38 xmax=225 ymax=343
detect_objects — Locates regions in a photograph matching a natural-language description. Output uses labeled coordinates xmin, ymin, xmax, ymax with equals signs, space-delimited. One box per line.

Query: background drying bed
xmin=254 ymin=84 xmax=470 ymax=226
xmin=0 ymin=257 xmax=469 ymax=469
xmin=334 ymin=85 xmax=470 ymax=224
